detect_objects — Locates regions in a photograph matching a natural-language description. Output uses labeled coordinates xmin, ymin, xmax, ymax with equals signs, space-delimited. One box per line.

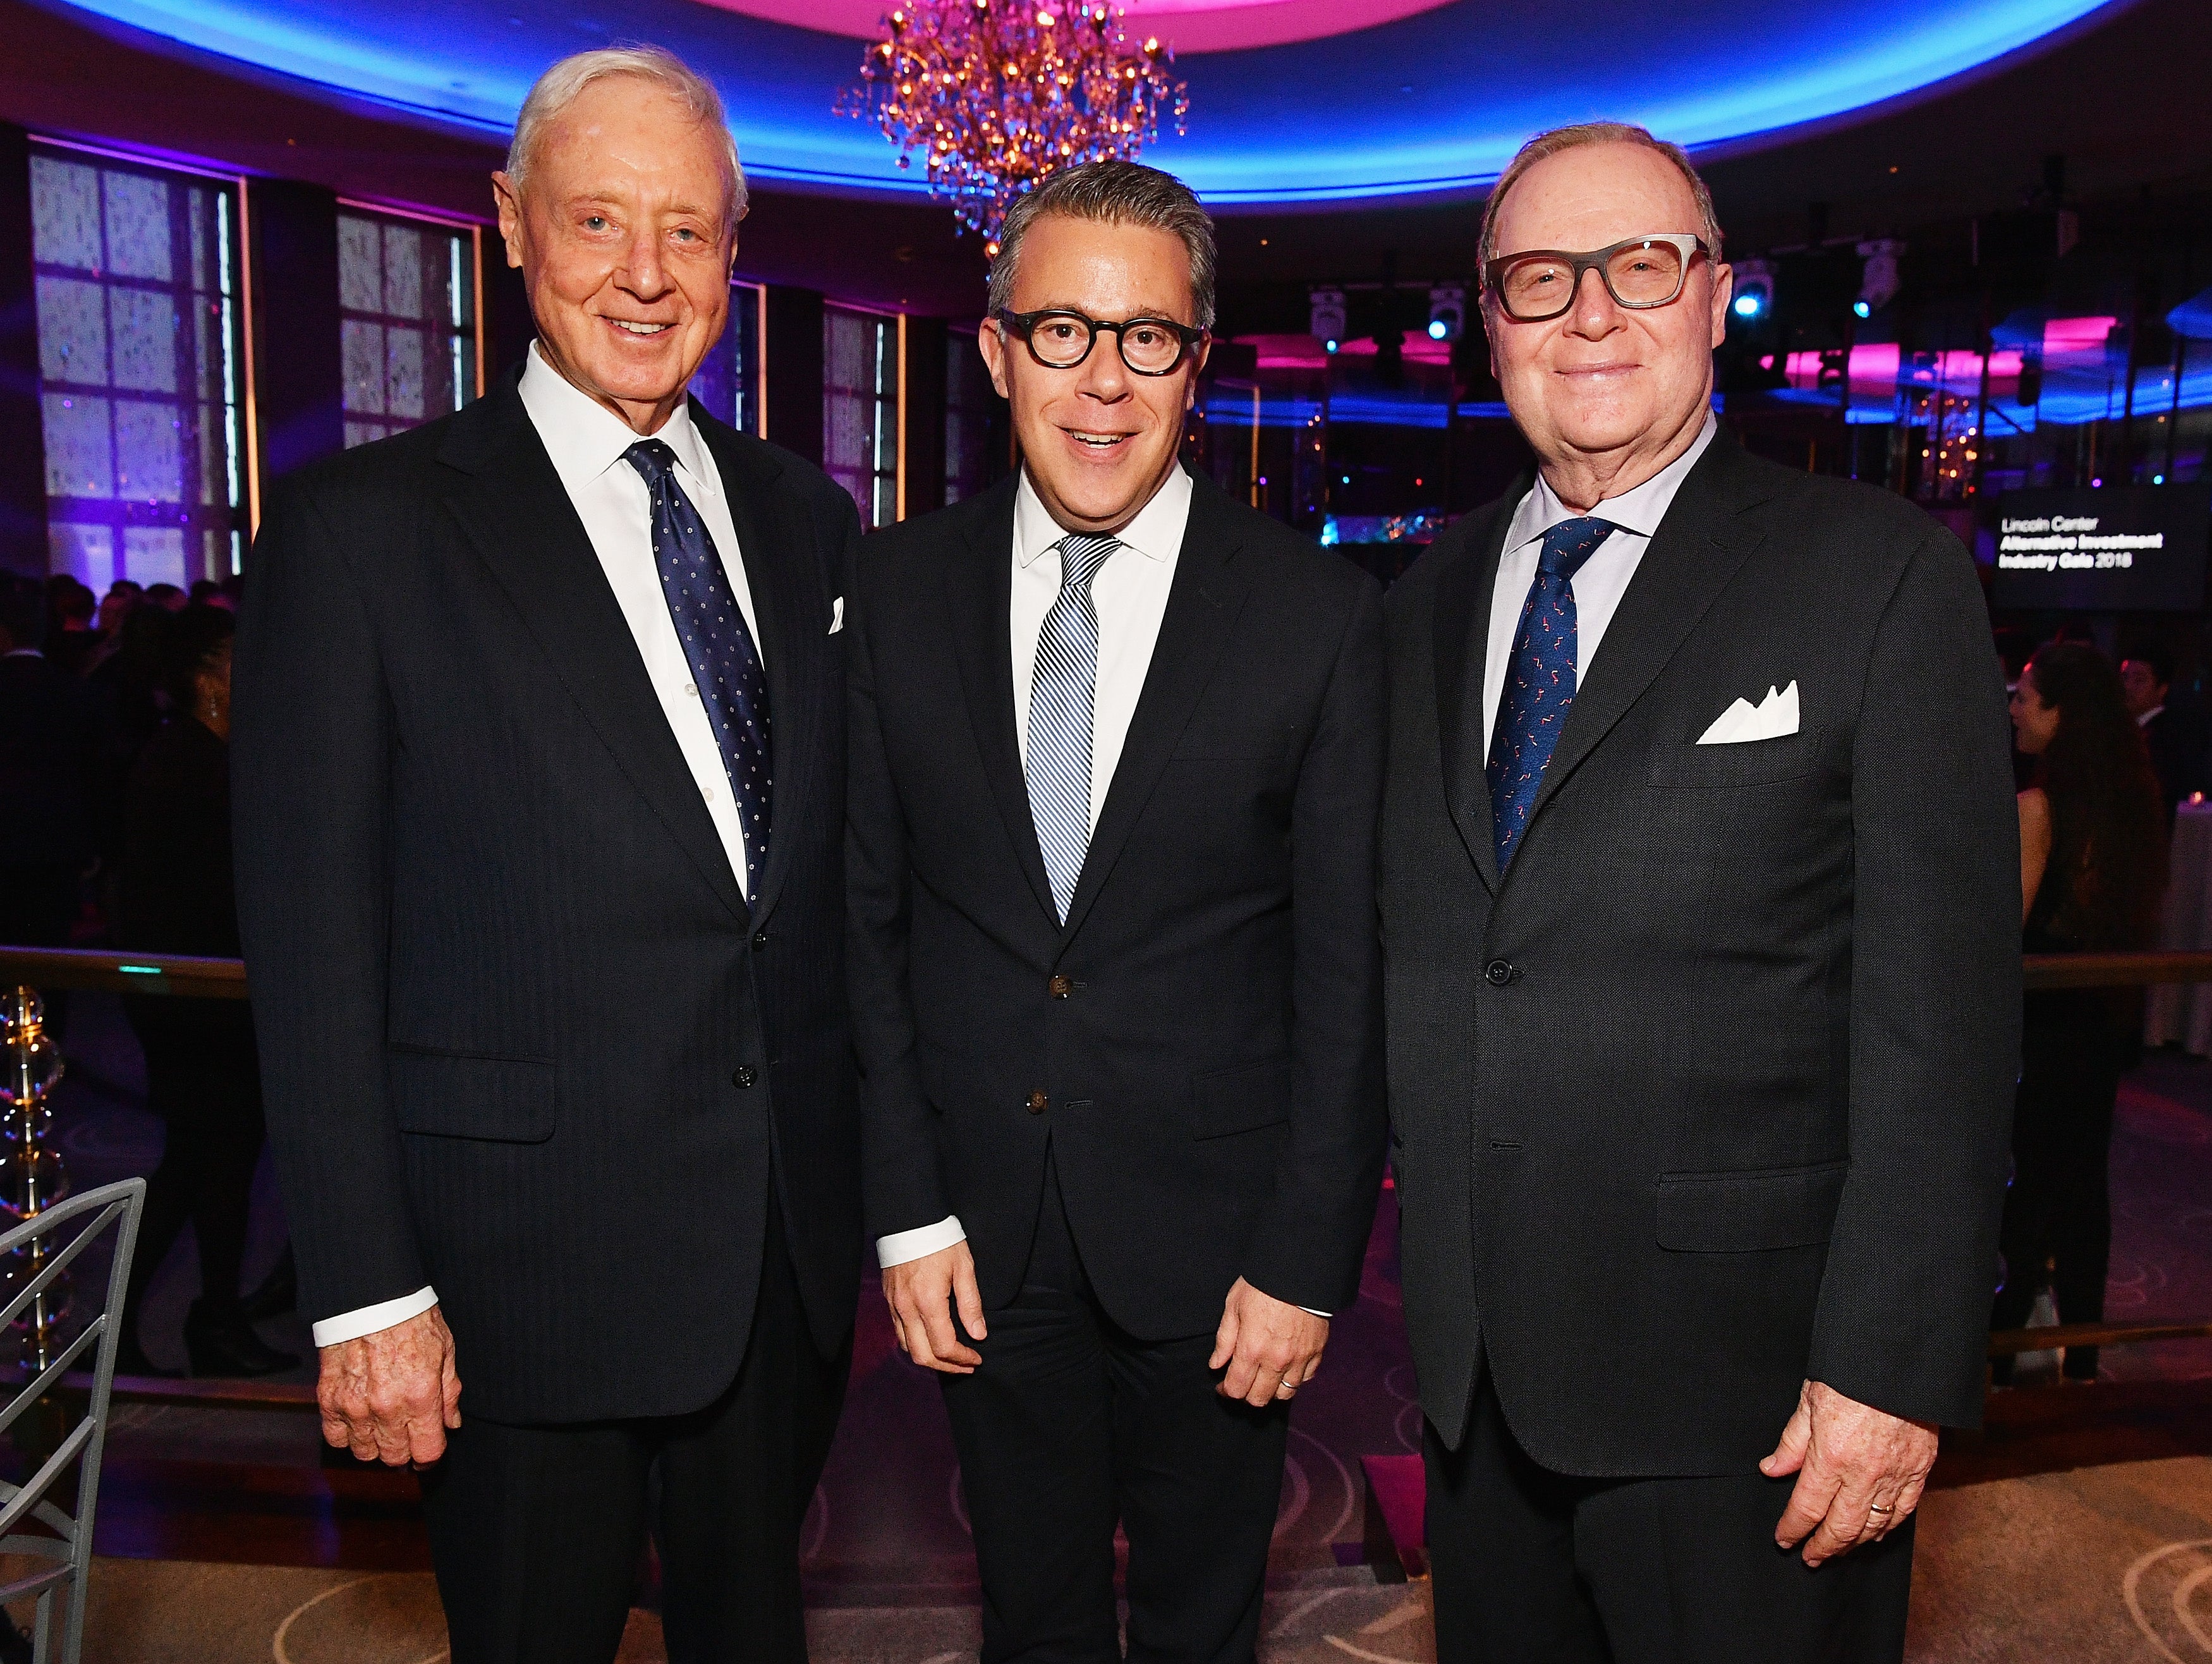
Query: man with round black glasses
xmin=846 ymin=158 xmax=1387 ymax=1661
xmin=1381 ymin=123 xmax=2017 ymax=1660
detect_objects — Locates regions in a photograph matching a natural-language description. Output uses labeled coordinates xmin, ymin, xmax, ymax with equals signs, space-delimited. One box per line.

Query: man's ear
xmin=491 ymin=171 xmax=526 ymax=272
xmin=978 ymin=320 xmax=1012 ymax=402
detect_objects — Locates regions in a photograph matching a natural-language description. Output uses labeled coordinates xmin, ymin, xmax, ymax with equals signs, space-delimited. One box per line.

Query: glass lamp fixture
xmin=838 ymin=0 xmax=1190 ymax=254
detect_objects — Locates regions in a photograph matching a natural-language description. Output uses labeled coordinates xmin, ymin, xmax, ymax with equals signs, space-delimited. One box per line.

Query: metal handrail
xmin=0 ymin=947 xmax=245 ymax=1000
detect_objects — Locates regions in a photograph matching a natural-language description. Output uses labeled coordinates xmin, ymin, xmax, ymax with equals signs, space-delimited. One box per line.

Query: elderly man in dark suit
xmin=233 ymin=47 xmax=860 ymax=1664
xmin=847 ymin=160 xmax=1386 ymax=1663
xmin=1380 ymin=123 xmax=2019 ymax=1662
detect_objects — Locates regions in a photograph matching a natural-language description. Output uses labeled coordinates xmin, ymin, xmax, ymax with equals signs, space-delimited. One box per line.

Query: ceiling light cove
xmin=52 ymin=0 xmax=2121 ymax=203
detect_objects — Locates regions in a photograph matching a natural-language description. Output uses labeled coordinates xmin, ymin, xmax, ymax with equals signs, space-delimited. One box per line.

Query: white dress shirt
xmin=874 ymin=465 xmax=1191 ymax=1273
xmin=1483 ymin=415 xmax=1717 ymax=750
xmin=312 ymin=343 xmax=762 ymax=1350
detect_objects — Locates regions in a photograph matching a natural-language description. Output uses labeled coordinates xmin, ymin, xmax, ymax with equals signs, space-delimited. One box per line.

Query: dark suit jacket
xmin=848 ymin=468 xmax=1387 ymax=1336
xmin=233 ymin=372 xmax=863 ymax=1424
xmin=2144 ymin=703 xmax=2208 ymax=820
xmin=1382 ymin=432 xmax=2019 ymax=1476
xmin=0 ymin=652 xmax=97 ymax=870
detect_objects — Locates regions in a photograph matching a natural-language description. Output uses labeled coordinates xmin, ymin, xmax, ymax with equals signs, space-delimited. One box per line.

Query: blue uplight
xmin=1733 ymin=295 xmax=1762 ymax=318
xmin=1853 ymin=300 xmax=1873 ymax=319
xmin=1427 ymin=319 xmax=1450 ymax=339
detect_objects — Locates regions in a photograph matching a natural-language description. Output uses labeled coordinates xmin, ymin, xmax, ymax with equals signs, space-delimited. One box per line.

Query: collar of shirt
xmin=1504 ymin=411 xmax=1718 ymax=556
xmin=518 ymin=340 xmax=716 ymax=507
xmin=1013 ymin=463 xmax=1194 ymax=570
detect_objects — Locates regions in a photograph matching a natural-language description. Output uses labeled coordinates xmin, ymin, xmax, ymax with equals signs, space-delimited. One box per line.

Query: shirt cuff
xmin=312 ymin=1286 xmax=439 ymax=1349
xmin=876 ymin=1216 xmax=967 ymax=1268
xmin=1301 ymin=1308 xmax=1332 ymax=1318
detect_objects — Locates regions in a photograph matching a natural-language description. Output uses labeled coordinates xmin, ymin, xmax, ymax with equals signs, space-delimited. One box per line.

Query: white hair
xmin=506 ymin=46 xmax=747 ymax=238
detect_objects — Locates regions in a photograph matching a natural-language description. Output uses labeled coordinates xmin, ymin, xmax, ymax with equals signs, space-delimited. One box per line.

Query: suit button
xmin=751 ymin=932 xmax=770 ymax=952
xmin=1048 ymin=974 xmax=1073 ymax=999
xmin=733 ymin=1066 xmax=758 ymax=1089
xmin=1026 ymin=1090 xmax=1049 ymax=1115
xmin=1483 ymin=959 xmax=1515 ymax=987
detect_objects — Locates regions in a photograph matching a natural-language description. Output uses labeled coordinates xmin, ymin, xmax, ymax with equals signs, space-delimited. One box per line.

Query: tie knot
xmin=1056 ymin=534 xmax=1121 ymax=593
xmin=624 ymin=439 xmax=680 ymax=486
xmin=1538 ymin=516 xmax=1615 ymax=582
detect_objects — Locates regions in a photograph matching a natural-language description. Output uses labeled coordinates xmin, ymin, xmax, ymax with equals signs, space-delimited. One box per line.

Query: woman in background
xmin=114 ymin=604 xmax=295 ymax=1378
xmin=1995 ymin=642 xmax=2168 ymax=1382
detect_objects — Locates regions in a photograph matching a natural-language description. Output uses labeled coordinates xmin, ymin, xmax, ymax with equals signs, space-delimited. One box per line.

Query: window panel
xmin=42 ymin=394 xmax=112 ymax=498
xmin=33 ymin=276 xmax=104 ymax=385
xmin=108 ymin=289 xmax=178 ymax=392
xmin=337 ymin=208 xmax=475 ymax=447
xmin=102 ymin=172 xmax=172 ymax=281
xmin=112 ymin=399 xmax=183 ymax=502
xmin=31 ymin=145 xmax=243 ymax=583
xmin=823 ymin=305 xmax=898 ymax=529
xmin=29 ymin=158 xmax=100 ymax=271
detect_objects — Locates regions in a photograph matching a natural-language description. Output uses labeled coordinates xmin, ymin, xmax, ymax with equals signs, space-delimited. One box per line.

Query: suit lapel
xmin=1057 ymin=471 xmax=1249 ymax=946
xmin=435 ymin=380 xmax=748 ymax=924
xmin=944 ymin=478 xmax=1060 ymax=923
xmin=1524 ymin=434 xmax=1778 ymax=829
xmin=695 ymin=408 xmax=824 ymax=929
xmin=1433 ymin=482 xmax=1526 ymax=895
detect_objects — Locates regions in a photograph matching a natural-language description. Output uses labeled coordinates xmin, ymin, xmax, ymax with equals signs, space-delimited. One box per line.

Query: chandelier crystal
xmin=837 ymin=0 xmax=1190 ymax=255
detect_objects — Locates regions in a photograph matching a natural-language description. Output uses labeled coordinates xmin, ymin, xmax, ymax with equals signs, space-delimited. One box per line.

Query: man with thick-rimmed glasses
xmin=847 ymin=157 xmax=1386 ymax=1661
xmin=1380 ymin=123 xmax=2017 ymax=1660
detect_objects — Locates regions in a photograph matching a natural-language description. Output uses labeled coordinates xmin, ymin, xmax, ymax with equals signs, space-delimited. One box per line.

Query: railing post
xmin=0 ymin=988 xmax=71 ymax=1376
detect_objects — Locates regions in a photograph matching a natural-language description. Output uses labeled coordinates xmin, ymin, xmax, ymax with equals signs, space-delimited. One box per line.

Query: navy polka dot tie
xmin=626 ymin=439 xmax=772 ymax=896
xmin=1486 ymin=516 xmax=1615 ymax=872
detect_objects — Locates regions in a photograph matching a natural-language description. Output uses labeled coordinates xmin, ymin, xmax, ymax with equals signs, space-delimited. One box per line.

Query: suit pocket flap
xmin=1648 ymin=727 xmax=1820 ymax=789
xmin=1655 ymin=1160 xmax=1846 ymax=1252
xmin=389 ymin=1047 xmax=556 ymax=1143
xmin=1191 ymin=1055 xmax=1292 ymax=1139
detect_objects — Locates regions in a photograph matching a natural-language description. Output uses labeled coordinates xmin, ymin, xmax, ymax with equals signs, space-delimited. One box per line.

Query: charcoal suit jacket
xmin=848 ymin=468 xmax=1388 ymax=1336
xmin=1382 ymin=430 xmax=2019 ymax=1474
xmin=233 ymin=372 xmax=863 ymax=1424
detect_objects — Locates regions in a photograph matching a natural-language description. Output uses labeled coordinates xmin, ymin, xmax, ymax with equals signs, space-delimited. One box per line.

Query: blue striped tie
xmin=1486 ymin=516 xmax=1615 ymax=871
xmin=624 ymin=439 xmax=774 ymax=896
xmin=1027 ymin=533 xmax=1121 ymax=922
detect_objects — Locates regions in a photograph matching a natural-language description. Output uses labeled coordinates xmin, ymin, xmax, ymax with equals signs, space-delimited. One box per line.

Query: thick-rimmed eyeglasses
xmin=993 ymin=308 xmax=1208 ymax=376
xmin=1483 ymin=234 xmax=1711 ymax=323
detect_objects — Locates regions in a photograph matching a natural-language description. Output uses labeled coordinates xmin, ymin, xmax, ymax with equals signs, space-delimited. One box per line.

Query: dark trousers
xmin=420 ymin=1201 xmax=848 ymax=1664
xmin=1424 ymin=1369 xmax=1915 ymax=1664
xmin=1991 ymin=1021 xmax=2121 ymax=1381
xmin=940 ymin=1158 xmax=1290 ymax=1664
xmin=123 ymin=998 xmax=264 ymax=1322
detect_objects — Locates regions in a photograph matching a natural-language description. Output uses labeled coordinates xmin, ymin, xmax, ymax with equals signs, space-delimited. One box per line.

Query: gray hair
xmin=987 ymin=159 xmax=1216 ymax=331
xmin=507 ymin=46 xmax=748 ymax=238
xmin=1478 ymin=122 xmax=1722 ymax=283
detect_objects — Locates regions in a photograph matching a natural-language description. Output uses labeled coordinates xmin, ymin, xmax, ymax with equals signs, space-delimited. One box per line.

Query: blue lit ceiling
xmin=54 ymin=0 xmax=2123 ymax=205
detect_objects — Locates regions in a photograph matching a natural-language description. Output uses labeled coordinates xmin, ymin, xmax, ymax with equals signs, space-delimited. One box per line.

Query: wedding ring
xmin=1867 ymin=1503 xmax=1893 ymax=1514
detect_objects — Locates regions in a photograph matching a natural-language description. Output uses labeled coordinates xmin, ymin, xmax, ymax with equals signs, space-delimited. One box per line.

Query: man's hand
xmin=1761 ymin=1378 xmax=1937 ymax=1566
xmin=1210 ymin=1278 xmax=1328 ymax=1407
xmin=883 ymin=1241 xmax=987 ymax=1374
xmin=317 ymin=1306 xmax=462 ymax=1467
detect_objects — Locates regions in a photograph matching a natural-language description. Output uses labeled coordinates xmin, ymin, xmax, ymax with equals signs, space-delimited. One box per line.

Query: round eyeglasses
xmin=1483 ymin=234 xmax=1711 ymax=323
xmin=994 ymin=308 xmax=1208 ymax=377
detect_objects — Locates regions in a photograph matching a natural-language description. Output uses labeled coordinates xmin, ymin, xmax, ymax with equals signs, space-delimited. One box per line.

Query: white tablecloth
xmin=2146 ymin=801 xmax=2212 ymax=1052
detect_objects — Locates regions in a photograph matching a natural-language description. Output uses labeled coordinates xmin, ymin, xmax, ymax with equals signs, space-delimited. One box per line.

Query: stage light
xmin=1310 ymin=286 xmax=1347 ymax=348
xmin=1427 ymin=284 xmax=1466 ymax=343
xmin=1325 ymin=337 xmax=1340 ymax=353
xmin=1853 ymin=299 xmax=1872 ymax=319
xmin=1730 ymin=258 xmax=1773 ymax=322
xmin=1855 ymin=238 xmax=1903 ymax=316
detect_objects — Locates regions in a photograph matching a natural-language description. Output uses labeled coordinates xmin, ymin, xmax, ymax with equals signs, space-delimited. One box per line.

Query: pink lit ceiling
xmin=690 ymin=0 xmax=1456 ymax=52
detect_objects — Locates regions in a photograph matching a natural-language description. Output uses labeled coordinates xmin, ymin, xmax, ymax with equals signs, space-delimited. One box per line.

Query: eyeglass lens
xmin=1026 ymin=314 xmax=1189 ymax=374
xmin=1498 ymin=241 xmax=1687 ymax=320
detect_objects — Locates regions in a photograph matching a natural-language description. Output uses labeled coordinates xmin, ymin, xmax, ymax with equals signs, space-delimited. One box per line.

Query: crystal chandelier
xmin=837 ymin=0 xmax=1190 ymax=255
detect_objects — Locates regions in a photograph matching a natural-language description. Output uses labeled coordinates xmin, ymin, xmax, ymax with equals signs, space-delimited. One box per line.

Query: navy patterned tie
xmin=1486 ymin=516 xmax=1615 ymax=871
xmin=1026 ymin=533 xmax=1122 ymax=923
xmin=625 ymin=439 xmax=772 ymax=896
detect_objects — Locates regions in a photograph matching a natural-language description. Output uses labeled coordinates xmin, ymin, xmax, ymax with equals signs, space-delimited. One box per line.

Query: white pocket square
xmin=829 ymin=596 xmax=844 ymax=635
xmin=1698 ymin=680 xmax=1799 ymax=745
